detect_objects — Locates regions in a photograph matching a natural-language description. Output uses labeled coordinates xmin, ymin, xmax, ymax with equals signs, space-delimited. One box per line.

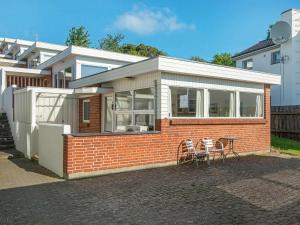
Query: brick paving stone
xmin=0 ymin=154 xmax=299 ymax=225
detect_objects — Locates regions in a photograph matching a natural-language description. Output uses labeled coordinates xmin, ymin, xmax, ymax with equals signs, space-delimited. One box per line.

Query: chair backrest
xmin=202 ymin=138 xmax=214 ymax=148
xmin=183 ymin=139 xmax=196 ymax=153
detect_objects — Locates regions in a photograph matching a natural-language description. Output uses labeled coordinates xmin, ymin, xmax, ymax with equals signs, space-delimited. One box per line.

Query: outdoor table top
xmin=221 ymin=136 xmax=240 ymax=141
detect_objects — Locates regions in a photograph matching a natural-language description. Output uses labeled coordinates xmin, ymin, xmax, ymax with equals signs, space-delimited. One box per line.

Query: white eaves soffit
xmin=69 ymin=56 xmax=281 ymax=88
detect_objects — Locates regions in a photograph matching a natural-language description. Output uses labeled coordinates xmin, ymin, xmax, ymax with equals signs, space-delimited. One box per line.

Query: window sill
xmin=169 ymin=118 xmax=266 ymax=125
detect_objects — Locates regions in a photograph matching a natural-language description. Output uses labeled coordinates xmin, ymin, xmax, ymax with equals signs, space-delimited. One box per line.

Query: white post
xmin=236 ymin=91 xmax=240 ymax=118
xmin=0 ymin=69 xmax=7 ymax=112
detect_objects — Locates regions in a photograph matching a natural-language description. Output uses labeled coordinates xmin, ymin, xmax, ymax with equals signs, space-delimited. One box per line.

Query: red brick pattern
xmin=64 ymin=85 xmax=271 ymax=176
xmin=78 ymin=95 xmax=101 ymax=133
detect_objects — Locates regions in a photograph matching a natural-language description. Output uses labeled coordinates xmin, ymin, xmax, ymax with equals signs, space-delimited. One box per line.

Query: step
xmin=0 ymin=140 xmax=14 ymax=145
xmin=0 ymin=144 xmax=15 ymax=150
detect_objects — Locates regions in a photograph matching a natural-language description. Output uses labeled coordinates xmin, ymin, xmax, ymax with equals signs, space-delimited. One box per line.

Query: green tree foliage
xmin=190 ymin=56 xmax=206 ymax=62
xmin=65 ymin=26 xmax=90 ymax=47
xmin=98 ymin=33 xmax=167 ymax=57
xmin=99 ymin=33 xmax=124 ymax=52
xmin=212 ymin=53 xmax=235 ymax=67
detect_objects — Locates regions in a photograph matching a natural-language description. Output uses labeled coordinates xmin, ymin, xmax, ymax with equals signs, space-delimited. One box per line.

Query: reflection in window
xmin=134 ymin=88 xmax=154 ymax=110
xmin=81 ymin=65 xmax=107 ymax=78
xmin=240 ymin=92 xmax=263 ymax=117
xmin=116 ymin=114 xmax=132 ymax=131
xmin=171 ymin=87 xmax=203 ymax=117
xmin=115 ymin=91 xmax=132 ymax=111
xmin=209 ymin=90 xmax=235 ymax=117
xmin=135 ymin=114 xmax=154 ymax=131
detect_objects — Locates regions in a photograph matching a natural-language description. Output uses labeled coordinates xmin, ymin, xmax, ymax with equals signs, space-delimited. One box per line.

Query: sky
xmin=1 ymin=0 xmax=300 ymax=61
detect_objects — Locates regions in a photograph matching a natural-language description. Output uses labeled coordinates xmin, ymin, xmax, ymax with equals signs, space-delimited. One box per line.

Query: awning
xmin=74 ymin=87 xmax=113 ymax=97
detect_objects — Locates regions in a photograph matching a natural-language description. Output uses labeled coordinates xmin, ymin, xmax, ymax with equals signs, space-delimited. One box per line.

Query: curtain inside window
xmin=196 ymin=90 xmax=203 ymax=117
xmin=229 ymin=92 xmax=235 ymax=117
xmin=255 ymin=95 xmax=263 ymax=117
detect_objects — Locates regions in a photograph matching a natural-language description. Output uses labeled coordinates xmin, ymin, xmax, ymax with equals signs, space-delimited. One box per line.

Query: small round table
xmin=220 ymin=136 xmax=240 ymax=160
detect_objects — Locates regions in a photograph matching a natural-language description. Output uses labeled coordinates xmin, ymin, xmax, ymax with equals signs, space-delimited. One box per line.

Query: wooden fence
xmin=271 ymin=105 xmax=300 ymax=140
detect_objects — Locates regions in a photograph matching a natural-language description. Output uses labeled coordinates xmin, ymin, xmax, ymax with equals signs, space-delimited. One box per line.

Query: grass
xmin=271 ymin=135 xmax=300 ymax=156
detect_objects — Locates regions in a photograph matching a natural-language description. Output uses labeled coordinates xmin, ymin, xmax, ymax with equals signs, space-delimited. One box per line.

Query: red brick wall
xmin=64 ymin=85 xmax=271 ymax=176
xmin=78 ymin=95 xmax=101 ymax=133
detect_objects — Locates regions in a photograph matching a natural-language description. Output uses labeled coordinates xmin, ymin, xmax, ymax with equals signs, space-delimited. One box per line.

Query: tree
xmin=98 ymin=33 xmax=167 ymax=57
xmin=65 ymin=26 xmax=90 ymax=47
xmin=99 ymin=33 xmax=124 ymax=52
xmin=190 ymin=56 xmax=206 ymax=62
xmin=212 ymin=53 xmax=235 ymax=67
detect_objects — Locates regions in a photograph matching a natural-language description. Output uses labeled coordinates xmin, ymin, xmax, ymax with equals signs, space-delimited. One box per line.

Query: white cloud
xmin=113 ymin=5 xmax=195 ymax=35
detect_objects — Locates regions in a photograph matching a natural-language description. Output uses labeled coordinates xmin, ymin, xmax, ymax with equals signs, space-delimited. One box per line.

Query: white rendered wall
xmin=39 ymin=123 xmax=70 ymax=177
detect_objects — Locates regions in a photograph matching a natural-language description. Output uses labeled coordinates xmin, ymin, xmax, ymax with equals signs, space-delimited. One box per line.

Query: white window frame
xmin=82 ymin=99 xmax=90 ymax=123
xmin=114 ymin=87 xmax=155 ymax=132
xmin=168 ymin=86 xmax=264 ymax=119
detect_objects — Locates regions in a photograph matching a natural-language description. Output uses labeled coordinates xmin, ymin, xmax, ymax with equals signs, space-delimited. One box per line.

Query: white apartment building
xmin=232 ymin=8 xmax=300 ymax=106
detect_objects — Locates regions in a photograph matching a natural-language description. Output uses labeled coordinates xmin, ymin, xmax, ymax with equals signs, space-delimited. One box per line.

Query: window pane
xmin=81 ymin=65 xmax=107 ymax=78
xmin=209 ymin=90 xmax=235 ymax=117
xmin=240 ymin=92 xmax=263 ymax=117
xmin=116 ymin=114 xmax=132 ymax=131
xmin=171 ymin=87 xmax=203 ymax=117
xmin=83 ymin=101 xmax=90 ymax=121
xmin=135 ymin=114 xmax=154 ymax=131
xmin=242 ymin=59 xmax=253 ymax=70
xmin=115 ymin=91 xmax=132 ymax=111
xmin=271 ymin=51 xmax=281 ymax=64
xmin=134 ymin=88 xmax=154 ymax=110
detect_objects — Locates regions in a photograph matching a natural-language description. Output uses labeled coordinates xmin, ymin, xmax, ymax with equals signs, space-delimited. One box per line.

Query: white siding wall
xmin=235 ymin=9 xmax=300 ymax=106
xmin=160 ymin=72 xmax=264 ymax=119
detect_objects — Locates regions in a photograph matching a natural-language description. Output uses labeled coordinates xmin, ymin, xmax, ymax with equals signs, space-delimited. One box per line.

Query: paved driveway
xmin=0 ymin=154 xmax=299 ymax=225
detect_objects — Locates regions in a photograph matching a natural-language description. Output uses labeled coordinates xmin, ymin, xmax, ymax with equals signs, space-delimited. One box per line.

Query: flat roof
xmin=18 ymin=42 xmax=67 ymax=60
xmin=69 ymin=56 xmax=281 ymax=89
xmin=37 ymin=45 xmax=147 ymax=70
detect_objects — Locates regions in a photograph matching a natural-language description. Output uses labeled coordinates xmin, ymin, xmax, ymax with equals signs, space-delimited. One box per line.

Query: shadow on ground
xmin=0 ymin=155 xmax=299 ymax=225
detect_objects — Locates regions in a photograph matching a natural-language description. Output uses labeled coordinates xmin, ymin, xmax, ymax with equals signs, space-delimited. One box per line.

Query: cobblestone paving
xmin=0 ymin=155 xmax=300 ymax=225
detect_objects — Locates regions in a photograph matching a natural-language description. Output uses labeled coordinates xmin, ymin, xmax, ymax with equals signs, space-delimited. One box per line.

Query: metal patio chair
xmin=200 ymin=138 xmax=225 ymax=164
xmin=182 ymin=139 xmax=209 ymax=167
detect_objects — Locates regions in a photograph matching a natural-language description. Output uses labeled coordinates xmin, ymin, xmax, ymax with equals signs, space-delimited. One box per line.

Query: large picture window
xmin=115 ymin=88 xmax=155 ymax=132
xmin=170 ymin=87 xmax=203 ymax=117
xmin=209 ymin=90 xmax=235 ymax=117
xmin=240 ymin=92 xmax=263 ymax=117
xmin=81 ymin=65 xmax=107 ymax=78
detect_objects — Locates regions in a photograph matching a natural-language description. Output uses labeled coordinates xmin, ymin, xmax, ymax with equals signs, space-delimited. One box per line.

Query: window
xmin=170 ymin=87 xmax=203 ymax=117
xmin=240 ymin=92 xmax=263 ymax=117
xmin=115 ymin=91 xmax=132 ymax=111
xmin=115 ymin=88 xmax=155 ymax=132
xmin=81 ymin=65 xmax=107 ymax=78
xmin=242 ymin=59 xmax=253 ymax=70
xmin=209 ymin=90 xmax=235 ymax=117
xmin=134 ymin=88 xmax=154 ymax=110
xmin=271 ymin=51 xmax=281 ymax=64
xmin=82 ymin=100 xmax=90 ymax=123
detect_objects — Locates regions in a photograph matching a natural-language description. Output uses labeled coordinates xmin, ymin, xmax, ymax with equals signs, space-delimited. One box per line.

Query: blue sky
xmin=1 ymin=0 xmax=299 ymax=60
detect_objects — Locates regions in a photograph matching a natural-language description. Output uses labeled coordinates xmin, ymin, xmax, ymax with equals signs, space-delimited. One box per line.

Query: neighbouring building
xmin=0 ymin=37 xmax=280 ymax=178
xmin=232 ymin=8 xmax=300 ymax=106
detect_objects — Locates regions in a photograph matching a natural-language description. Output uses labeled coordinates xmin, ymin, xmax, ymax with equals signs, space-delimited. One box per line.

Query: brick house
xmin=0 ymin=38 xmax=280 ymax=178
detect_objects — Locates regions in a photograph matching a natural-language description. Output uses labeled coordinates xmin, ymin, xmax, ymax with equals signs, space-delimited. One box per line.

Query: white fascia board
xmin=0 ymin=58 xmax=26 ymax=64
xmin=71 ymin=46 xmax=147 ymax=63
xmin=74 ymin=87 xmax=113 ymax=94
xmin=37 ymin=47 xmax=73 ymax=69
xmin=69 ymin=57 xmax=159 ymax=88
xmin=15 ymin=87 xmax=74 ymax=95
xmin=69 ymin=56 xmax=280 ymax=88
xmin=1 ymin=66 xmax=51 ymax=75
xmin=158 ymin=57 xmax=281 ymax=85
xmin=37 ymin=45 xmax=147 ymax=70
